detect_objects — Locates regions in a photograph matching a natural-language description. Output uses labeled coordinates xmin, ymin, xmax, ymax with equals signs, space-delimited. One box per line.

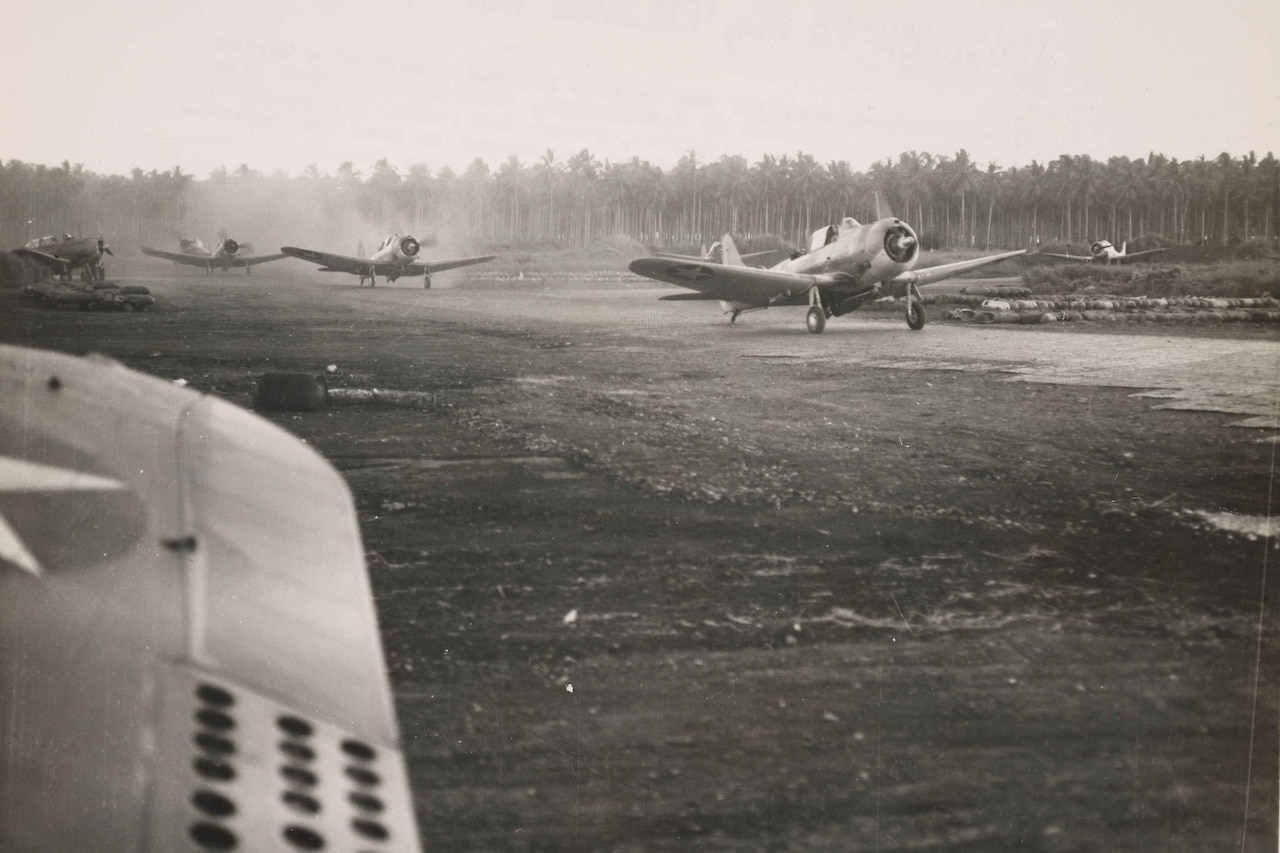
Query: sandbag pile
xmin=22 ymin=281 xmax=155 ymax=311
xmin=944 ymin=294 xmax=1280 ymax=325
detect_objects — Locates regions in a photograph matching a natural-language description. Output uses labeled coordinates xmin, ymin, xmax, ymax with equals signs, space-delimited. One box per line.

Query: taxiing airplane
xmin=1039 ymin=240 xmax=1166 ymax=264
xmin=282 ymin=235 xmax=496 ymax=287
xmin=141 ymin=235 xmax=287 ymax=274
xmin=14 ymin=233 xmax=114 ymax=282
xmin=630 ymin=217 xmax=1025 ymax=333
xmin=0 ymin=345 xmax=421 ymax=852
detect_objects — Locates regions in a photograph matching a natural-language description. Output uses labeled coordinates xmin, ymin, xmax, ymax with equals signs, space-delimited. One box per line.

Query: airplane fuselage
xmin=771 ymin=217 xmax=920 ymax=291
xmin=364 ymin=235 xmax=422 ymax=282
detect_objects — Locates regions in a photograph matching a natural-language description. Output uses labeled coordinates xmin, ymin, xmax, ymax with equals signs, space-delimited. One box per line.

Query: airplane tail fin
xmin=720 ymin=234 xmax=745 ymax=267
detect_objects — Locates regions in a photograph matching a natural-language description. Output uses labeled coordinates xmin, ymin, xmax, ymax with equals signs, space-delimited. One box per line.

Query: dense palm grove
xmin=2 ymin=149 xmax=1277 ymax=252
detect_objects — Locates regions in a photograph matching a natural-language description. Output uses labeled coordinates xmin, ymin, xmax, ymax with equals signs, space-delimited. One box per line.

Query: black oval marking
xmin=196 ymin=684 xmax=235 ymax=708
xmin=280 ymin=766 xmax=318 ymax=788
xmin=277 ymin=715 xmax=314 ymax=738
xmin=352 ymin=818 xmax=390 ymax=841
xmin=344 ymin=766 xmax=380 ymax=787
xmin=191 ymin=789 xmax=236 ymax=818
xmin=279 ymin=741 xmax=316 ymax=762
xmin=348 ymin=792 xmax=385 ymax=813
xmin=189 ymin=821 xmax=238 ymax=850
xmin=195 ymin=709 xmax=235 ymax=731
xmin=340 ymin=739 xmax=377 ymax=762
xmin=282 ymin=791 xmax=321 ymax=815
xmin=282 ymin=824 xmax=326 ymax=850
xmin=193 ymin=757 xmax=236 ymax=782
xmin=194 ymin=733 xmax=236 ymax=757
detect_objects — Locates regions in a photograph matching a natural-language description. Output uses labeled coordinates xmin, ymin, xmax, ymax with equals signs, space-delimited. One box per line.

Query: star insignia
xmin=0 ymin=456 xmax=126 ymax=576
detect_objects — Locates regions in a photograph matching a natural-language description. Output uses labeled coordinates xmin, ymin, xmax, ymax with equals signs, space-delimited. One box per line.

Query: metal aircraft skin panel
xmin=0 ymin=346 xmax=421 ymax=853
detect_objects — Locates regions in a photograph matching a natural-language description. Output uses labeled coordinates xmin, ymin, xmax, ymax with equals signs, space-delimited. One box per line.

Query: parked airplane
xmin=0 ymin=345 xmax=421 ymax=852
xmin=1039 ymin=240 xmax=1166 ymax=264
xmin=282 ymin=235 xmax=496 ymax=287
xmin=630 ymin=217 xmax=1025 ymax=333
xmin=14 ymin=233 xmax=114 ymax=282
xmin=141 ymin=235 xmax=287 ymax=274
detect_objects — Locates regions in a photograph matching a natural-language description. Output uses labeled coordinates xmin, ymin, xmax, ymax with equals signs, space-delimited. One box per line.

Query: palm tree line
xmin=3 ymin=149 xmax=1276 ymax=252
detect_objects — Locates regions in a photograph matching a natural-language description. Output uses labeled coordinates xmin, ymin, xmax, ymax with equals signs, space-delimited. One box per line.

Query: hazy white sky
xmin=2 ymin=0 xmax=1275 ymax=177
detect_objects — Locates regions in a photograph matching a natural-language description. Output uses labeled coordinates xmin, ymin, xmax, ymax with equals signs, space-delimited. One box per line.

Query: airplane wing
xmin=282 ymin=247 xmax=495 ymax=276
xmin=1037 ymin=251 xmax=1094 ymax=261
xmin=13 ymin=247 xmax=70 ymax=272
xmin=1116 ymin=248 xmax=1167 ymax=262
xmin=0 ymin=346 xmax=421 ymax=853
xmin=630 ymin=257 xmax=822 ymax=307
xmin=141 ymin=246 xmax=217 ymax=266
xmin=229 ymin=252 xmax=289 ymax=268
xmin=890 ymin=250 xmax=1026 ymax=288
xmin=413 ymin=254 xmax=498 ymax=274
xmin=282 ymin=246 xmax=376 ymax=274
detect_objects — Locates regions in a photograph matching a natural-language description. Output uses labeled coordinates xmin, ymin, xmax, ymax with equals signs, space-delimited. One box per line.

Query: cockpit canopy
xmin=808 ymin=218 xmax=861 ymax=253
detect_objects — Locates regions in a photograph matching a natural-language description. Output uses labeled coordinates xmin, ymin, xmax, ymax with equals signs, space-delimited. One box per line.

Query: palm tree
xmin=943 ymin=150 xmax=981 ymax=246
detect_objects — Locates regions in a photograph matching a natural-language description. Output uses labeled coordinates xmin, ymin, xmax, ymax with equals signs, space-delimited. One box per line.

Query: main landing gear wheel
xmin=729 ymin=308 xmax=740 ymax=324
xmin=906 ymin=301 xmax=926 ymax=331
xmin=423 ymin=275 xmax=432 ymax=289
xmin=806 ymin=305 xmax=827 ymax=334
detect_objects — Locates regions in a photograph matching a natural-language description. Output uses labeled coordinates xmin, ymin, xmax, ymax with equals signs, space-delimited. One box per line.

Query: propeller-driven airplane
xmin=141 ymin=234 xmax=287 ymax=274
xmin=630 ymin=217 xmax=1025 ymax=333
xmin=1039 ymin=239 xmax=1166 ymax=264
xmin=14 ymin=233 xmax=114 ymax=282
xmin=281 ymin=235 xmax=496 ymax=288
xmin=0 ymin=345 xmax=421 ymax=852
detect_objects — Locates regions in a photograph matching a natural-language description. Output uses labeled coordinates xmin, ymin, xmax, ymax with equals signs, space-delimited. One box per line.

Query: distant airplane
xmin=282 ymin=235 xmax=496 ymax=287
xmin=0 ymin=345 xmax=421 ymax=852
xmin=14 ymin=233 xmax=114 ymax=282
xmin=1039 ymin=240 xmax=1167 ymax=264
xmin=141 ymin=235 xmax=287 ymax=274
xmin=630 ymin=217 xmax=1025 ymax=333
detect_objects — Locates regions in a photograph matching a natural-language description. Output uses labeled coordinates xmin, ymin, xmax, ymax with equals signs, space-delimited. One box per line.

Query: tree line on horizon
xmin=2 ymin=149 xmax=1277 ymax=254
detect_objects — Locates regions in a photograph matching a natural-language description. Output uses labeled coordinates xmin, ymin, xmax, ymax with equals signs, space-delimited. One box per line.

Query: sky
xmin=2 ymin=0 xmax=1276 ymax=179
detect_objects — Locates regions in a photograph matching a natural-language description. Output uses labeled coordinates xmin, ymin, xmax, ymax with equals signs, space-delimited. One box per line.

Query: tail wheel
xmin=806 ymin=305 xmax=827 ymax=334
xmin=907 ymin=301 xmax=926 ymax=330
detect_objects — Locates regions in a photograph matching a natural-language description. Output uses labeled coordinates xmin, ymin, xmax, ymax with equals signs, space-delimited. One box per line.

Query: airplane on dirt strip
xmin=14 ymin=233 xmax=114 ymax=282
xmin=282 ymin=235 xmax=496 ymax=287
xmin=630 ymin=217 xmax=1025 ymax=333
xmin=1039 ymin=239 xmax=1166 ymax=264
xmin=141 ymin=234 xmax=287 ymax=274
xmin=0 ymin=345 xmax=421 ymax=852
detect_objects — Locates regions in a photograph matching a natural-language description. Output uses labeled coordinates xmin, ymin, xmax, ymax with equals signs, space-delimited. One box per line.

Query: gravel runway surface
xmin=4 ymin=264 xmax=1277 ymax=851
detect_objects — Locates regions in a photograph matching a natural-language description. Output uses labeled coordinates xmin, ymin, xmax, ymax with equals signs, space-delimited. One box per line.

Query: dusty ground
xmin=3 ymin=259 xmax=1278 ymax=851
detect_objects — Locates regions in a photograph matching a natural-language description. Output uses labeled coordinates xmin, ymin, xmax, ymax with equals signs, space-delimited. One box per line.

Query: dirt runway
xmin=3 ymin=262 xmax=1278 ymax=851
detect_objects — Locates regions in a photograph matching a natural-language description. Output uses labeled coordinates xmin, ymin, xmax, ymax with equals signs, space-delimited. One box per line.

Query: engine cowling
xmin=883 ymin=222 xmax=919 ymax=264
xmin=223 ymin=239 xmax=240 ymax=257
xmin=398 ymin=236 xmax=421 ymax=259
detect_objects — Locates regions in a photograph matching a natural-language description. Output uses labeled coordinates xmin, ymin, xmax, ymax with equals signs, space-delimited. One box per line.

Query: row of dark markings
xmin=188 ymin=681 xmax=394 ymax=850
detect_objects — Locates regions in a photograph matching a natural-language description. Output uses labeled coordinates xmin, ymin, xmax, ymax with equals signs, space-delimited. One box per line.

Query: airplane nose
xmin=883 ymin=223 xmax=919 ymax=264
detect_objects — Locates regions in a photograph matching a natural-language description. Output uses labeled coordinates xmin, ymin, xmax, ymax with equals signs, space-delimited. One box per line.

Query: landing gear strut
xmin=905 ymin=283 xmax=926 ymax=331
xmin=805 ymin=286 xmax=829 ymax=334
